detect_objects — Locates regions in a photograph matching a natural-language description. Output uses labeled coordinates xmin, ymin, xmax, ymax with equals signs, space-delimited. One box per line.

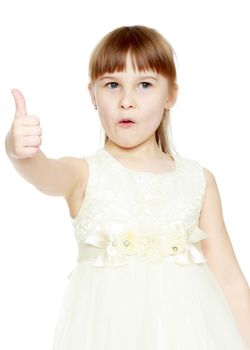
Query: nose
xmin=120 ymin=90 xmax=136 ymax=110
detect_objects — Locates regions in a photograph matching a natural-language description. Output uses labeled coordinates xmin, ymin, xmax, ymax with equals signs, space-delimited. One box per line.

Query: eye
xmin=140 ymin=82 xmax=152 ymax=89
xmin=106 ymin=82 xmax=118 ymax=89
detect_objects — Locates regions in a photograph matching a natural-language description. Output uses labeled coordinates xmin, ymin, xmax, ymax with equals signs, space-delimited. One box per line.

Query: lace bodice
xmin=70 ymin=147 xmax=208 ymax=268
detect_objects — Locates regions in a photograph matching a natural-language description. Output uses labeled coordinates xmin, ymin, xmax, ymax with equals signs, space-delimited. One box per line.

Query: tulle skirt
xmin=51 ymin=260 xmax=249 ymax=350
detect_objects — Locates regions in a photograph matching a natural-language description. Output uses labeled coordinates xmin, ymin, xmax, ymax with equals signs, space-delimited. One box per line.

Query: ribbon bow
xmin=84 ymin=220 xmax=135 ymax=267
xmin=163 ymin=220 xmax=208 ymax=264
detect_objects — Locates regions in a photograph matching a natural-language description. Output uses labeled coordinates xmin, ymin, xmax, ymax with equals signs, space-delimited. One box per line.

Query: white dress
xmin=51 ymin=147 xmax=249 ymax=350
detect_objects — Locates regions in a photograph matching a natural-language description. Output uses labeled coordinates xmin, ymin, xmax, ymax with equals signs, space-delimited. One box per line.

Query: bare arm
xmin=5 ymin=143 xmax=82 ymax=197
xmin=5 ymin=89 xmax=83 ymax=198
xmin=200 ymin=167 xmax=250 ymax=347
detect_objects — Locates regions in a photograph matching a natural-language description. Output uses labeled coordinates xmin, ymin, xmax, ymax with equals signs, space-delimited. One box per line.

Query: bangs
xmin=88 ymin=25 xmax=177 ymax=85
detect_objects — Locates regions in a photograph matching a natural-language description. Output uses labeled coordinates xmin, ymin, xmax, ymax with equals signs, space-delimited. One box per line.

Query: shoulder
xmin=178 ymin=155 xmax=215 ymax=180
xmin=201 ymin=166 xmax=217 ymax=188
xmin=57 ymin=156 xmax=89 ymax=195
xmin=178 ymin=154 xmax=216 ymax=189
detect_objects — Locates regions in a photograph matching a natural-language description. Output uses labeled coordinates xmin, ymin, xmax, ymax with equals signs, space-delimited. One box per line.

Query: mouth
xmin=118 ymin=118 xmax=135 ymax=124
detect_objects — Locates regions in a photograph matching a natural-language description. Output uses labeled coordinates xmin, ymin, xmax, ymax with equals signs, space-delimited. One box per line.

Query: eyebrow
xmin=98 ymin=75 xmax=159 ymax=81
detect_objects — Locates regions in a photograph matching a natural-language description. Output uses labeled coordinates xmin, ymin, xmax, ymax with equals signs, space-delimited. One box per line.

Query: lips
xmin=118 ymin=118 xmax=135 ymax=123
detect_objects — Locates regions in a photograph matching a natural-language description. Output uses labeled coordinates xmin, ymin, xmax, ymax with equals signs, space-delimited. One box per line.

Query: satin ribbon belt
xmin=73 ymin=220 xmax=208 ymax=269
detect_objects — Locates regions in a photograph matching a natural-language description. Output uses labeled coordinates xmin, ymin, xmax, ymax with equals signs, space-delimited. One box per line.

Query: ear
xmin=165 ymin=83 xmax=178 ymax=110
xmin=88 ymin=82 xmax=97 ymax=107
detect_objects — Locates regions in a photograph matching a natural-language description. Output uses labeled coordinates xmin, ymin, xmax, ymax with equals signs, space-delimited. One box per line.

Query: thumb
xmin=11 ymin=88 xmax=27 ymax=118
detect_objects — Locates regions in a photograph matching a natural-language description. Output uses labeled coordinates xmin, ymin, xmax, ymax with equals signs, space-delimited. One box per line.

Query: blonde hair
xmin=88 ymin=25 xmax=179 ymax=158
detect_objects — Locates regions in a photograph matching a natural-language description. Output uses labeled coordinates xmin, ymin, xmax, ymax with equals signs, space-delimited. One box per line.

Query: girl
xmin=5 ymin=25 xmax=250 ymax=349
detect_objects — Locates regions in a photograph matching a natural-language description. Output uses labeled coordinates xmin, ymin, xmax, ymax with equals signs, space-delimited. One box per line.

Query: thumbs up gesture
xmin=6 ymin=89 xmax=42 ymax=159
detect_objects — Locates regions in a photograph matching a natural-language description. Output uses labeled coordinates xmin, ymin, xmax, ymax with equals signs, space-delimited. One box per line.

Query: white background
xmin=0 ymin=0 xmax=249 ymax=348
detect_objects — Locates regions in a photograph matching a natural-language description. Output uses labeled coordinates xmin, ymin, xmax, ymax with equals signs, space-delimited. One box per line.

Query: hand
xmin=6 ymin=89 xmax=42 ymax=159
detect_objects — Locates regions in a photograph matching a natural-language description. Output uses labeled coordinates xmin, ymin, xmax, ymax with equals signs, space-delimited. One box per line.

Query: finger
xmin=11 ymin=88 xmax=28 ymax=118
xmin=23 ymin=135 xmax=42 ymax=147
xmin=20 ymin=115 xmax=40 ymax=126
xmin=21 ymin=125 xmax=42 ymax=136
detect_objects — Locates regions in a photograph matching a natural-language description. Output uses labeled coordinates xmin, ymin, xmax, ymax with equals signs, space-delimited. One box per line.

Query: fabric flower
xmin=116 ymin=230 xmax=146 ymax=256
xmin=136 ymin=231 xmax=166 ymax=263
xmin=162 ymin=220 xmax=208 ymax=265
xmin=80 ymin=218 xmax=208 ymax=267
xmin=164 ymin=220 xmax=188 ymax=255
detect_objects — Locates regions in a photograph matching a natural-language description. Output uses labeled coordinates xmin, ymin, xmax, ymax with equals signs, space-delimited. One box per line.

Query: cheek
xmin=140 ymin=116 xmax=161 ymax=135
xmin=98 ymin=98 xmax=116 ymax=116
xmin=140 ymin=109 xmax=164 ymax=134
xmin=98 ymin=109 xmax=115 ymax=130
xmin=142 ymin=104 xmax=164 ymax=122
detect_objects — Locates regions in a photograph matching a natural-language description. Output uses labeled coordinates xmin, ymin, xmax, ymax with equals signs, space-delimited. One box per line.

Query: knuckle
xmin=36 ymin=126 xmax=42 ymax=135
xmin=33 ymin=136 xmax=41 ymax=146
xmin=27 ymin=115 xmax=40 ymax=124
xmin=32 ymin=116 xmax=40 ymax=124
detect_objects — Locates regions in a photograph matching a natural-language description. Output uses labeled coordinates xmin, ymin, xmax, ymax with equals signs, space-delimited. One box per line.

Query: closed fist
xmin=7 ymin=89 xmax=42 ymax=159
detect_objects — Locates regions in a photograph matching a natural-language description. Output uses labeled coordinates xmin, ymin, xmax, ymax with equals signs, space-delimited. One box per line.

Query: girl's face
xmin=88 ymin=53 xmax=177 ymax=149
